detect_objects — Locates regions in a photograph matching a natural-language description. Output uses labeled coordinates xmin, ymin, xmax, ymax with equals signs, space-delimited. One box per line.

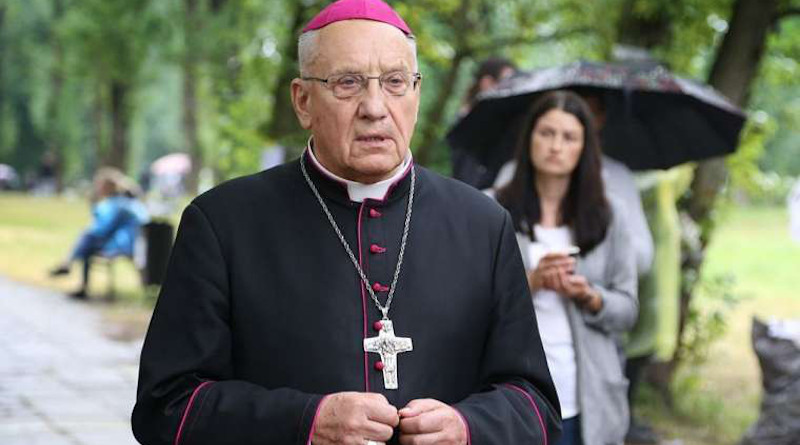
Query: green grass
xmin=636 ymin=203 xmax=800 ymax=445
xmin=1 ymin=194 xmax=799 ymax=442
xmin=0 ymin=193 xmax=146 ymax=298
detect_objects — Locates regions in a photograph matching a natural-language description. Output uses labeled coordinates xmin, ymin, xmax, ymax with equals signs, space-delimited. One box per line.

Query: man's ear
xmin=291 ymin=79 xmax=313 ymax=130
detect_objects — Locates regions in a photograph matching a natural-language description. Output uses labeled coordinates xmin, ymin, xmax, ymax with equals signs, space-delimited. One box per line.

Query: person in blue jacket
xmin=50 ymin=167 xmax=149 ymax=299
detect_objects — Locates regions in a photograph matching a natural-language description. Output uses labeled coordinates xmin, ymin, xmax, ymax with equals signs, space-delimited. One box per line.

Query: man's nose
xmin=357 ymin=80 xmax=389 ymax=120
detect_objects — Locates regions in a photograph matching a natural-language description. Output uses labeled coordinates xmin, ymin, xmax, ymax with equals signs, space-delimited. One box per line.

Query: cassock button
xmin=369 ymin=209 xmax=382 ymax=218
xmin=372 ymin=282 xmax=388 ymax=292
xmin=373 ymin=321 xmax=383 ymax=331
xmin=374 ymin=361 xmax=385 ymax=371
xmin=370 ymin=244 xmax=386 ymax=254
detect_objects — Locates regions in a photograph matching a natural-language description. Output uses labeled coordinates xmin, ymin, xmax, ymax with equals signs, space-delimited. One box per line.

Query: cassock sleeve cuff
xmin=302 ymin=394 xmax=328 ymax=445
xmin=452 ymin=406 xmax=472 ymax=445
xmin=502 ymin=383 xmax=549 ymax=445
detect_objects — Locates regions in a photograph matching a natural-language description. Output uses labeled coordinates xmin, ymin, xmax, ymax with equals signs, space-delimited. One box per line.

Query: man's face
xmin=291 ymin=20 xmax=420 ymax=184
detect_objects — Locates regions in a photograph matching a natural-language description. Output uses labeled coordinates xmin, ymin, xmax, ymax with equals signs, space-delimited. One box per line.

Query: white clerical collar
xmin=306 ymin=141 xmax=413 ymax=203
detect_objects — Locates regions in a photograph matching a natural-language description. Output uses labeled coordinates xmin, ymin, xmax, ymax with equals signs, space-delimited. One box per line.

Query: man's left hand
xmin=397 ymin=399 xmax=468 ymax=445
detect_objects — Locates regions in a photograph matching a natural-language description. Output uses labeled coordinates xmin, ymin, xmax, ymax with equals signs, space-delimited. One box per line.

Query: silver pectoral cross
xmin=363 ymin=319 xmax=413 ymax=390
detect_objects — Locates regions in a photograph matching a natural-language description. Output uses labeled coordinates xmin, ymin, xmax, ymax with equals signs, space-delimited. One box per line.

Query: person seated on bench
xmin=50 ymin=167 xmax=150 ymax=299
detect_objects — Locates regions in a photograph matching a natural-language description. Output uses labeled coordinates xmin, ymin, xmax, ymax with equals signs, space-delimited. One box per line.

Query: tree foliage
xmin=0 ymin=0 xmax=796 ymax=185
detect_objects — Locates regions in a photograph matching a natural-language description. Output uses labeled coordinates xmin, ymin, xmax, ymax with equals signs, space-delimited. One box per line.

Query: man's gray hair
xmin=298 ymin=29 xmax=418 ymax=76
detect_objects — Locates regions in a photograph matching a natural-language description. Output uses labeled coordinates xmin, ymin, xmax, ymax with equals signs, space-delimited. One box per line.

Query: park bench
xmin=95 ymin=221 xmax=173 ymax=300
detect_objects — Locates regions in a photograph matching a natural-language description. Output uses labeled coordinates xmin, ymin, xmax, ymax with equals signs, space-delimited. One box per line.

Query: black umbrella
xmin=447 ymin=60 xmax=747 ymax=187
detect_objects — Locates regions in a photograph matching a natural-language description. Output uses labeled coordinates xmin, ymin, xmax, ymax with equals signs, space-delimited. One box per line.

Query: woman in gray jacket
xmin=495 ymin=90 xmax=638 ymax=445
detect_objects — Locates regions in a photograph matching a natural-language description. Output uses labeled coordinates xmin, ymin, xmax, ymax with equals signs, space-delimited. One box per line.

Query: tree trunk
xmin=210 ymin=0 xmax=227 ymax=13
xmin=616 ymin=0 xmax=671 ymax=49
xmin=413 ymin=1 xmax=473 ymax=167
xmin=183 ymin=60 xmax=201 ymax=193
xmin=12 ymin=97 xmax=46 ymax=173
xmin=92 ymin=84 xmax=106 ymax=172
xmin=47 ymin=0 xmax=65 ymax=192
xmin=107 ymin=81 xmax=129 ymax=170
xmin=687 ymin=0 xmax=778 ymax=229
xmin=414 ymin=52 xmax=467 ymax=167
xmin=665 ymin=0 xmax=778 ymax=386
xmin=264 ymin=1 xmax=315 ymax=150
xmin=183 ymin=0 xmax=201 ymax=194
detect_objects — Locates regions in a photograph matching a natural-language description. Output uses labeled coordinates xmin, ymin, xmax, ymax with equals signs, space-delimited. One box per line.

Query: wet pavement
xmin=0 ymin=276 xmax=143 ymax=445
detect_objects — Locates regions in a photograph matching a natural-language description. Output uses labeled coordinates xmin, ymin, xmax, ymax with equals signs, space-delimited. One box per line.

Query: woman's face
xmin=94 ymin=178 xmax=116 ymax=198
xmin=529 ymin=108 xmax=585 ymax=179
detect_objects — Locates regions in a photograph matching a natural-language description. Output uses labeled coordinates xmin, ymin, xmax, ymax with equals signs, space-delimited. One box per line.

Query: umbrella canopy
xmin=150 ymin=153 xmax=192 ymax=176
xmin=0 ymin=164 xmax=18 ymax=181
xmin=447 ymin=60 xmax=747 ymax=185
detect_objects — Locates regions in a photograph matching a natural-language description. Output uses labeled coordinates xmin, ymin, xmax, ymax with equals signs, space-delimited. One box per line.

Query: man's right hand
xmin=312 ymin=392 xmax=399 ymax=445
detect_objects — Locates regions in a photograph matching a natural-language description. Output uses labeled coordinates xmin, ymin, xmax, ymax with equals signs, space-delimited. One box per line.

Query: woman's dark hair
xmin=464 ymin=57 xmax=516 ymax=106
xmin=496 ymin=90 xmax=611 ymax=255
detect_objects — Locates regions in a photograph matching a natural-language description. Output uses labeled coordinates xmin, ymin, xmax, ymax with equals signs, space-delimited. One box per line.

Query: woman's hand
xmin=556 ymin=272 xmax=603 ymax=313
xmin=527 ymin=252 xmax=575 ymax=292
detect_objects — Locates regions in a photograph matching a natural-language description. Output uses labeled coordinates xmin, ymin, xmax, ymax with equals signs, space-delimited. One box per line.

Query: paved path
xmin=0 ymin=276 xmax=143 ymax=445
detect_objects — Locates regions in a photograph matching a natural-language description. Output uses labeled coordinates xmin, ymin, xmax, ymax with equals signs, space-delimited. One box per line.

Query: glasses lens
xmin=332 ymin=74 xmax=365 ymax=98
xmin=381 ymin=72 xmax=410 ymax=96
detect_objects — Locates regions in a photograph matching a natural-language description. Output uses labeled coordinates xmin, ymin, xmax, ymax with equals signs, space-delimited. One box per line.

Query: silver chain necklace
xmin=300 ymin=155 xmax=416 ymax=390
xmin=299 ymin=155 xmax=415 ymax=320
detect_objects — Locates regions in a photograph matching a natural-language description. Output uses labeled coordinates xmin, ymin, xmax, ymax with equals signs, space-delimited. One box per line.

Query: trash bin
xmin=138 ymin=221 xmax=174 ymax=286
xmin=740 ymin=318 xmax=800 ymax=445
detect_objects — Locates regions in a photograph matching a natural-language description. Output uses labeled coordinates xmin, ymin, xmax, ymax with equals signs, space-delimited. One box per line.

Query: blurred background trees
xmin=1 ymin=0 xmax=796 ymax=186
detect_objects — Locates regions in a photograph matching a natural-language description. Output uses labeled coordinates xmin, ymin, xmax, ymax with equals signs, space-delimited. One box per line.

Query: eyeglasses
xmin=301 ymin=71 xmax=422 ymax=99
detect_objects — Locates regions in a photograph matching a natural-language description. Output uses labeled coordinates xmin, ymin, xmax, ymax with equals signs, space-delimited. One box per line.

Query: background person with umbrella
xmin=492 ymin=90 xmax=655 ymax=279
xmin=147 ymin=152 xmax=192 ymax=217
xmin=493 ymin=90 xmax=638 ymax=445
xmin=448 ymin=59 xmax=747 ymax=179
xmin=454 ymin=59 xmax=746 ymax=444
xmin=459 ymin=56 xmax=517 ymax=116
xmin=0 ymin=163 xmax=20 ymax=190
xmin=491 ymin=89 xmax=658 ymax=444
xmin=451 ymin=57 xmax=519 ymax=188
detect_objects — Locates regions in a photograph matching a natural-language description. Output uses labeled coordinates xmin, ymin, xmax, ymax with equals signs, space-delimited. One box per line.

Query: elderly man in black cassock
xmin=131 ymin=1 xmax=561 ymax=444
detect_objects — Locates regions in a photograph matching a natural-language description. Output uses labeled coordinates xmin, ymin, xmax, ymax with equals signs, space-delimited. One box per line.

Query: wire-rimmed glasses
xmin=301 ymin=71 xmax=422 ymax=99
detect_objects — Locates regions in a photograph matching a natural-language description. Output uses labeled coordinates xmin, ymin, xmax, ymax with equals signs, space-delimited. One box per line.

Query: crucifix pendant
xmin=363 ymin=319 xmax=413 ymax=390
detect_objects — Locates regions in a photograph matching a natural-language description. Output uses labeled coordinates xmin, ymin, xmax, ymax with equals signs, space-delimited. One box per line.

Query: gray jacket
xmin=516 ymin=200 xmax=638 ymax=445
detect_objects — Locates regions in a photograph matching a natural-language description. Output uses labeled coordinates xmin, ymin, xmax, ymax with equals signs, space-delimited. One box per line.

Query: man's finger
xmin=399 ymin=407 xmax=449 ymax=434
xmin=364 ymin=397 xmax=400 ymax=427
xmin=399 ymin=431 xmax=450 ymax=445
xmin=399 ymin=399 xmax=441 ymax=418
xmin=362 ymin=420 xmax=396 ymax=443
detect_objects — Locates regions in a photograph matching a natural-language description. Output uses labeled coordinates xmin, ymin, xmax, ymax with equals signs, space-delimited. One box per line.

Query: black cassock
xmin=132 ymin=154 xmax=561 ymax=445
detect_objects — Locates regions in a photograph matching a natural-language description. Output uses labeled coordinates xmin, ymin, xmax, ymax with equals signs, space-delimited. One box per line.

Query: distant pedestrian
xmin=452 ymin=57 xmax=518 ymax=188
xmin=49 ymin=167 xmax=149 ymax=299
xmin=460 ymin=57 xmax=517 ymax=116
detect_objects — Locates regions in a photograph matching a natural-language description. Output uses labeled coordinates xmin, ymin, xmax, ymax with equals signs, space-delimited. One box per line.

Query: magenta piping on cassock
xmin=453 ymin=407 xmax=473 ymax=445
xmin=305 ymin=394 xmax=331 ymax=445
xmin=304 ymin=148 xmax=349 ymax=193
xmin=503 ymin=383 xmax=548 ymax=445
xmin=357 ymin=202 xmax=370 ymax=392
xmin=374 ymin=159 xmax=414 ymax=203
xmin=174 ymin=380 xmax=215 ymax=445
